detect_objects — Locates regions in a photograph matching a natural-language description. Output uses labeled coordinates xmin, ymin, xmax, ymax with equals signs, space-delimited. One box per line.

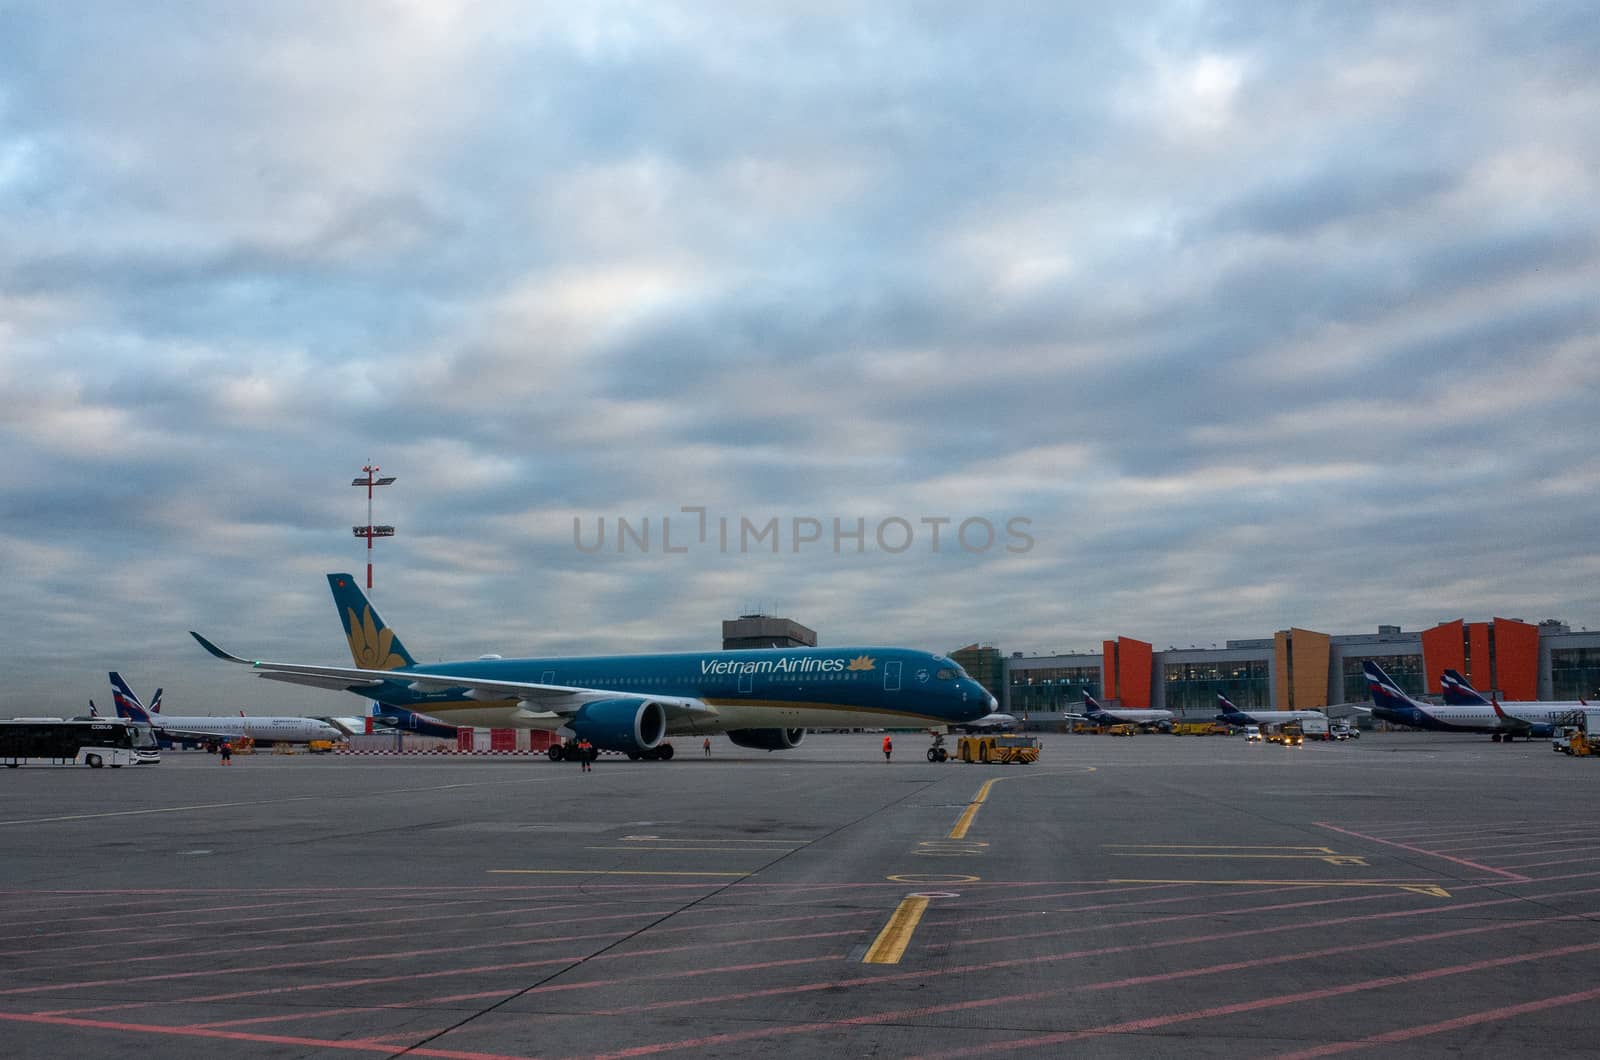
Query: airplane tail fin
xmin=328 ymin=573 xmax=416 ymax=670
xmin=1217 ymin=694 xmax=1248 ymax=716
xmin=1440 ymin=669 xmax=1490 ymax=706
xmin=109 ymin=672 xmax=152 ymax=724
xmin=88 ymin=700 xmax=100 ymax=718
xmin=148 ymin=688 xmax=164 ymax=713
xmin=1364 ymin=661 xmax=1419 ymax=713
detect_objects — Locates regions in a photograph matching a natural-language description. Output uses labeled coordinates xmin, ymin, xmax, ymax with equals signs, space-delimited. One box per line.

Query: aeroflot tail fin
xmin=1440 ymin=669 xmax=1490 ymax=706
xmin=328 ymin=573 xmax=416 ymax=670
xmin=1364 ymin=661 xmax=1417 ymax=713
xmin=1082 ymin=692 xmax=1107 ymax=717
xmin=1216 ymin=694 xmax=1248 ymax=716
xmin=108 ymin=672 xmax=152 ymax=724
xmin=148 ymin=688 xmax=164 ymax=714
xmin=88 ymin=700 xmax=100 ymax=718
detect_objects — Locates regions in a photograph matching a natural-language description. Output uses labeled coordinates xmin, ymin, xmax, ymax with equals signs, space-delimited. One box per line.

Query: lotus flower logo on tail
xmin=847 ymin=655 xmax=877 ymax=672
xmin=347 ymin=606 xmax=408 ymax=670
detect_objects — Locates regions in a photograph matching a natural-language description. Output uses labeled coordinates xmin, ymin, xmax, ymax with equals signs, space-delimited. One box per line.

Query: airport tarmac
xmin=2 ymin=731 xmax=1598 ymax=1058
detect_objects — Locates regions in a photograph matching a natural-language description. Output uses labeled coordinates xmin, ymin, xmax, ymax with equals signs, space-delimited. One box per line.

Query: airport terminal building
xmin=970 ymin=618 xmax=1600 ymax=721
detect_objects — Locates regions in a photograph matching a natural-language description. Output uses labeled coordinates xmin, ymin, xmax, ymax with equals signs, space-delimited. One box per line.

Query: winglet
xmin=190 ymin=631 xmax=254 ymax=665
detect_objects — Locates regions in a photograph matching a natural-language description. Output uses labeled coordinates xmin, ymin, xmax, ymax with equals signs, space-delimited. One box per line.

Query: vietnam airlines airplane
xmin=110 ymin=674 xmax=344 ymax=746
xmin=190 ymin=573 xmax=996 ymax=759
xmin=1214 ymin=694 xmax=1326 ymax=729
xmin=1068 ymin=692 xmax=1174 ymax=731
xmin=1365 ymin=662 xmax=1555 ymax=741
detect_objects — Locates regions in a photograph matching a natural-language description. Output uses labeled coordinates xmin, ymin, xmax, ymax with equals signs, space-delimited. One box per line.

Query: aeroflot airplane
xmin=1441 ymin=669 xmax=1589 ymax=711
xmin=190 ymin=573 xmax=996 ymax=758
xmin=110 ymin=674 xmax=344 ymax=746
xmin=1214 ymin=695 xmax=1326 ymax=728
xmin=1068 ymin=692 xmax=1174 ymax=731
xmin=1365 ymin=662 xmax=1560 ymax=741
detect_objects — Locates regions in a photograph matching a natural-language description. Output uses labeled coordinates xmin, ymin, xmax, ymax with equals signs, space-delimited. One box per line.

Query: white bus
xmin=1 ymin=718 xmax=157 ymax=768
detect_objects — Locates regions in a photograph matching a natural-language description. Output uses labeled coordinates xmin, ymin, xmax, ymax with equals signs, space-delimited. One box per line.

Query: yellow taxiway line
xmin=861 ymin=895 xmax=931 ymax=964
xmin=948 ymin=778 xmax=999 ymax=840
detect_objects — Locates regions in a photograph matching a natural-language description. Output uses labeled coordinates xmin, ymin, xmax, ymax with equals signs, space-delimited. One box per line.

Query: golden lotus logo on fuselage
xmin=346 ymin=606 xmax=408 ymax=670
xmin=847 ymin=655 xmax=877 ymax=671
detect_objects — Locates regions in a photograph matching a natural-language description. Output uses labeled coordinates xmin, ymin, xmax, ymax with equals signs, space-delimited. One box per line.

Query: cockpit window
xmin=936 ymin=668 xmax=956 ymax=680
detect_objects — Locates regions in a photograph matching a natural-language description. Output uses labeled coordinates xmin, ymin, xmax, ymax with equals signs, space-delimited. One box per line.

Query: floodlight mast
xmin=351 ymin=463 xmax=396 ymax=590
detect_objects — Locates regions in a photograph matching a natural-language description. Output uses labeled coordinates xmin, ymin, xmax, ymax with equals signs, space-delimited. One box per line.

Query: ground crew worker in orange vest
xmin=882 ymin=734 xmax=893 ymax=762
xmin=703 ymin=737 xmax=711 ymax=756
xmin=578 ymin=738 xmax=594 ymax=772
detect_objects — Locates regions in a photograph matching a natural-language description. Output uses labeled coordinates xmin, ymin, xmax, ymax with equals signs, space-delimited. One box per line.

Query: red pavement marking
xmin=1430 ymin=833 xmax=1600 ymax=854
xmin=185 ymin=956 xmax=844 ymax=1030
xmin=1504 ymin=853 xmax=1600 ymax=871
xmin=1348 ymin=821 xmax=1533 ymax=841
xmin=0 ymin=1010 xmax=532 ymax=1059
xmin=1315 ymin=821 xmax=1532 ymax=882
xmin=906 ymin=939 xmax=1600 ymax=1060
xmin=18 ymin=903 xmax=666 ymax=973
xmin=575 ymin=894 xmax=1600 ymax=1021
xmin=1272 ymin=983 xmax=1600 ymax=1058
xmin=578 ymin=936 xmax=1600 ymax=1060
xmin=5 ymin=924 xmax=861 ymax=1000
xmin=35 ymin=927 xmax=860 ymax=1018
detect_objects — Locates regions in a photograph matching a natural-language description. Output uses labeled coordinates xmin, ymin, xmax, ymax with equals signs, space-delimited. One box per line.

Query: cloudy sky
xmin=2 ymin=2 xmax=1597 ymax=714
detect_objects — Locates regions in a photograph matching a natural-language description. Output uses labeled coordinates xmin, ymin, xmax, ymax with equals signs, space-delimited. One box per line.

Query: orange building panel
xmin=1468 ymin=622 xmax=1491 ymax=690
xmin=1493 ymin=618 xmax=1539 ymax=701
xmin=1290 ymin=628 xmax=1331 ymax=709
xmin=1102 ymin=639 xmax=1119 ymax=702
xmin=1420 ymin=620 xmax=1465 ymax=694
xmin=1117 ymin=637 xmax=1153 ymax=709
xmin=1273 ymin=632 xmax=1290 ymax=708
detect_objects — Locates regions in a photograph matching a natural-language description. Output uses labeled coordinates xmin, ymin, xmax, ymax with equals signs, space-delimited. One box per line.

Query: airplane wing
xmin=1489 ymin=700 xmax=1533 ymax=734
xmin=151 ymin=723 xmax=239 ymax=743
xmin=190 ymin=632 xmax=719 ymax=726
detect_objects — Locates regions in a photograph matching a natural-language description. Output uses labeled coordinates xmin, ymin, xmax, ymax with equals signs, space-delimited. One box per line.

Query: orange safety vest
xmin=882 ymin=736 xmax=892 ymax=751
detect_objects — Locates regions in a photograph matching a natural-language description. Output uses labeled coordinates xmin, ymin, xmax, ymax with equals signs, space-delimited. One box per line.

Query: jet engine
xmin=726 ymin=727 xmax=806 ymax=751
xmin=567 ymin=698 xmax=667 ymax=754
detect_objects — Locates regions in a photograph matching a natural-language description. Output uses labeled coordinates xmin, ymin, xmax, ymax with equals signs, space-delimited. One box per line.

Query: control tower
xmin=722 ymin=614 xmax=818 ymax=651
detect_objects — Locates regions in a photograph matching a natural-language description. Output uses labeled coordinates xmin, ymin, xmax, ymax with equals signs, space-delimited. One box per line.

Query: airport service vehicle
xmin=1299 ymin=716 xmax=1330 ymax=741
xmin=110 ymin=674 xmax=345 ymax=748
xmin=191 ymin=573 xmax=995 ymax=760
xmin=1 ymin=718 xmax=155 ymax=768
xmin=1107 ymin=723 xmax=1138 ymax=737
xmin=1244 ymin=725 xmax=1262 ymax=742
xmin=1268 ymin=725 xmax=1305 ymax=747
xmin=1066 ymin=692 xmax=1174 ymax=732
xmin=954 ymin=734 xmax=1040 ymax=764
xmin=1330 ymin=720 xmax=1358 ymax=740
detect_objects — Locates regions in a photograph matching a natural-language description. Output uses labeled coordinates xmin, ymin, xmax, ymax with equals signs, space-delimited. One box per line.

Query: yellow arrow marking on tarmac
xmin=862 ymin=895 xmax=930 ymax=964
xmin=1110 ymin=878 xmax=1450 ymax=897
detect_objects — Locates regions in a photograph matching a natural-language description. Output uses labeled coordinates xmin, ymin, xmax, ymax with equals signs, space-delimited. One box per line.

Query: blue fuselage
xmin=347 ymin=646 xmax=994 ymax=732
